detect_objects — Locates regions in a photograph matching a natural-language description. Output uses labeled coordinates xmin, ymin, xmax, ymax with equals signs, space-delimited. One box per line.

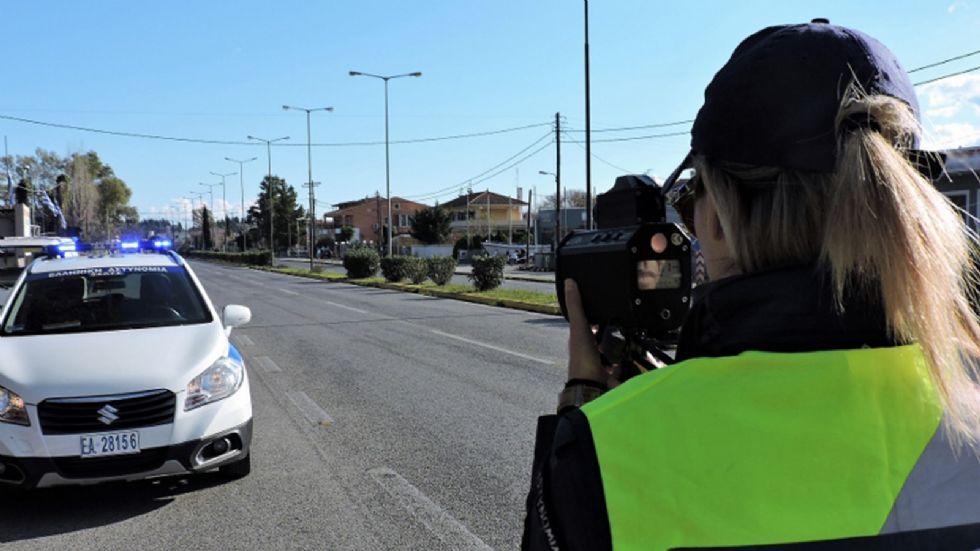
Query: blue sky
xmin=2 ymin=1 xmax=979 ymax=223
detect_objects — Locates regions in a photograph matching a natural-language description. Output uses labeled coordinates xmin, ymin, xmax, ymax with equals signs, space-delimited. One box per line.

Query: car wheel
xmin=219 ymin=453 xmax=251 ymax=479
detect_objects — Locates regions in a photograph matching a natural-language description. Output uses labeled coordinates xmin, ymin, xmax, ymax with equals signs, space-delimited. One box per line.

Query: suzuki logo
xmin=97 ymin=404 xmax=120 ymax=426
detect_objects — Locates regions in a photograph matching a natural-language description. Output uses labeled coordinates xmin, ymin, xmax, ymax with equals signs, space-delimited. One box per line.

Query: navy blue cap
xmin=692 ymin=19 xmax=920 ymax=173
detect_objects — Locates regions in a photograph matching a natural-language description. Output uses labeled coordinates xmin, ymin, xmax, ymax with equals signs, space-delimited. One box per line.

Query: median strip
xmin=251 ymin=265 xmax=561 ymax=316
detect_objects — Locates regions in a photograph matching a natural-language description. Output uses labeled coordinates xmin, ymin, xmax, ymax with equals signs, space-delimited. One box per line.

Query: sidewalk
xmin=278 ymin=256 xmax=556 ymax=284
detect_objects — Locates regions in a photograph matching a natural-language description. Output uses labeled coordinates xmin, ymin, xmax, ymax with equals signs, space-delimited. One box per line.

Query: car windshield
xmin=0 ymin=265 xmax=212 ymax=336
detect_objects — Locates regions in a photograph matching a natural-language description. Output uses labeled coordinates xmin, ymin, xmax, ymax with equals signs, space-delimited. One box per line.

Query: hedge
xmin=344 ymin=247 xmax=380 ymax=278
xmin=426 ymin=256 xmax=457 ymax=286
xmin=183 ymin=250 xmax=272 ymax=266
xmin=469 ymin=254 xmax=505 ymax=291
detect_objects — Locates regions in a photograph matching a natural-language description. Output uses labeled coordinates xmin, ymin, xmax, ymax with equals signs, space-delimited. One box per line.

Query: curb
xmin=250 ymin=265 xmax=560 ymax=316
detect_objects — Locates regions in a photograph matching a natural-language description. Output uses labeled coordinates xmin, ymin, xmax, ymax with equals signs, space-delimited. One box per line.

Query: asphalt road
xmin=3 ymin=260 xmax=569 ymax=550
xmin=277 ymin=257 xmax=557 ymax=294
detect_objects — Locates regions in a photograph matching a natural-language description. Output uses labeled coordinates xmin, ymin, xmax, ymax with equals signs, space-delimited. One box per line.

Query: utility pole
xmin=303 ymin=181 xmax=320 ymax=262
xmin=584 ymin=0 xmax=593 ymax=229
xmin=556 ymin=112 xmax=562 ymax=251
xmin=282 ymin=105 xmax=332 ymax=271
xmin=486 ymin=188 xmax=491 ymax=243
xmin=525 ymin=188 xmax=532 ymax=262
xmin=375 ymin=191 xmax=382 ymax=252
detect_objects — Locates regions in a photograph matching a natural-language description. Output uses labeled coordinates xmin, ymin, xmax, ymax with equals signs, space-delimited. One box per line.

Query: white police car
xmin=0 ymin=250 xmax=253 ymax=489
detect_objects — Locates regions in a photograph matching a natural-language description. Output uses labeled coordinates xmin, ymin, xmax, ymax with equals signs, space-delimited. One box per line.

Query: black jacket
xmin=520 ymin=265 xmax=947 ymax=551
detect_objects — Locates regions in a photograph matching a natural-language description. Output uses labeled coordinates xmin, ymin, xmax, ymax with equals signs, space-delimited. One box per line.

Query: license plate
xmin=80 ymin=431 xmax=141 ymax=458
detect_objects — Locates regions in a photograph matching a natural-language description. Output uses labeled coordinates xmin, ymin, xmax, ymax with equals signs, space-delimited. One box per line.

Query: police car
xmin=0 ymin=250 xmax=253 ymax=489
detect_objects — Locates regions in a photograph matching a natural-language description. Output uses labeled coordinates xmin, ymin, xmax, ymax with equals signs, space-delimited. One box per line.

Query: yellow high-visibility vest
xmin=582 ymin=345 xmax=944 ymax=551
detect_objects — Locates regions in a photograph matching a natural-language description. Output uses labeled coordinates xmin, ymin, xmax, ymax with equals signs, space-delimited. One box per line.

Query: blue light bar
xmin=56 ymin=243 xmax=76 ymax=253
xmin=154 ymin=239 xmax=172 ymax=248
xmin=121 ymin=241 xmax=139 ymax=250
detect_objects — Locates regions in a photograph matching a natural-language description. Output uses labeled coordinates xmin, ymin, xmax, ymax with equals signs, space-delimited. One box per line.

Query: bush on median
xmin=469 ymin=254 xmax=505 ymax=291
xmin=380 ymin=255 xmax=411 ymax=282
xmin=183 ymin=250 xmax=272 ymax=266
xmin=426 ymin=256 xmax=456 ymax=286
xmin=405 ymin=257 xmax=428 ymax=284
xmin=343 ymin=247 xmax=380 ymax=279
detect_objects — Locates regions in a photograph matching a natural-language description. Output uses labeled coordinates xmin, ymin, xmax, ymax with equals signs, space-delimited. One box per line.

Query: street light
xmin=282 ymin=105 xmax=333 ymax=271
xmin=539 ymin=170 xmax=561 ymax=251
xmin=188 ymin=191 xmax=206 ymax=249
xmin=247 ymin=135 xmax=289 ymax=265
xmin=349 ymin=70 xmax=422 ymax=257
xmin=225 ymin=157 xmax=257 ymax=251
xmin=210 ymin=171 xmax=237 ymax=252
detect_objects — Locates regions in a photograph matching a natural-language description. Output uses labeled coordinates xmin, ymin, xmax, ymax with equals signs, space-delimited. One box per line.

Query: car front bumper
xmin=0 ymin=418 xmax=252 ymax=489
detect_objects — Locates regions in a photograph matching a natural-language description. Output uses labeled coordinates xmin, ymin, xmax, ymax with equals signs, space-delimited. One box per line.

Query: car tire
xmin=219 ymin=453 xmax=251 ymax=479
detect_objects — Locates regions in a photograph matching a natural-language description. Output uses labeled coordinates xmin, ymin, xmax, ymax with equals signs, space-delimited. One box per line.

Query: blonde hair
xmin=695 ymin=87 xmax=980 ymax=445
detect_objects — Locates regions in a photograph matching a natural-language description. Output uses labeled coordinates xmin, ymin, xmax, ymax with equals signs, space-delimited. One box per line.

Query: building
xmin=535 ymin=207 xmax=589 ymax=247
xmin=441 ymin=190 xmax=527 ymax=241
xmin=936 ymin=146 xmax=980 ymax=231
xmin=324 ymin=195 xmax=430 ymax=248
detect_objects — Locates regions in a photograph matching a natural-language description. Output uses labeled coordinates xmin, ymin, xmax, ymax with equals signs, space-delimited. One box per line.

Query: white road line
xmin=368 ymin=467 xmax=492 ymax=551
xmin=253 ymin=356 xmax=282 ymax=373
xmin=277 ymin=287 xmax=300 ymax=296
xmin=235 ymin=334 xmax=256 ymax=347
xmin=286 ymin=391 xmax=334 ymax=427
xmin=324 ymin=300 xmax=371 ymax=315
xmin=430 ymin=329 xmax=553 ymax=365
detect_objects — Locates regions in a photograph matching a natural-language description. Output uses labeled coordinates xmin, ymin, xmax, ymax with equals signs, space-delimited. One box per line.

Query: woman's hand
xmin=565 ymin=279 xmax=619 ymax=388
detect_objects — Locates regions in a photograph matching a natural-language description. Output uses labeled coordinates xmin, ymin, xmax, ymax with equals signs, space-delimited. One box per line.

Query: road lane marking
xmin=278 ymin=288 xmax=300 ymax=296
xmin=430 ymin=329 xmax=552 ymax=365
xmin=235 ymin=334 xmax=256 ymax=347
xmin=368 ymin=467 xmax=492 ymax=551
xmin=253 ymin=356 xmax=282 ymax=373
xmin=286 ymin=391 xmax=334 ymax=427
xmin=324 ymin=300 xmax=371 ymax=315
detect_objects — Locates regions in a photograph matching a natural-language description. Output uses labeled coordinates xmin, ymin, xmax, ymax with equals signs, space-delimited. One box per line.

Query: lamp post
xmin=282 ymin=105 xmax=332 ymax=271
xmin=247 ymin=135 xmax=289 ymax=265
xmin=539 ymin=171 xmax=561 ymax=251
xmin=349 ymin=70 xmax=422 ymax=257
xmin=225 ymin=157 xmax=257 ymax=251
xmin=188 ymin=191 xmax=206 ymax=249
xmin=210 ymin=171 xmax=237 ymax=252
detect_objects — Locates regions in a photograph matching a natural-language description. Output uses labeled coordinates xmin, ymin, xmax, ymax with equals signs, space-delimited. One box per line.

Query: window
xmin=943 ymin=190 xmax=970 ymax=224
xmin=394 ymin=203 xmax=400 ymax=210
xmin=344 ymin=215 xmax=354 ymax=226
xmin=399 ymin=214 xmax=409 ymax=227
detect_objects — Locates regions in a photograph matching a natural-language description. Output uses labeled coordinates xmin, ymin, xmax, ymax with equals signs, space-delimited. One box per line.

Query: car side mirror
xmin=222 ymin=305 xmax=251 ymax=336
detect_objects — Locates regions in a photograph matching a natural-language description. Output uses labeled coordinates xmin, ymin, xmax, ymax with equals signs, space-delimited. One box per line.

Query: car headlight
xmin=0 ymin=385 xmax=30 ymax=426
xmin=184 ymin=357 xmax=244 ymax=411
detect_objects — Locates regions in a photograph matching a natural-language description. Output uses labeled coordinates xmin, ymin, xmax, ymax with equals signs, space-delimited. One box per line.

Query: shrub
xmin=426 ymin=256 xmax=457 ymax=286
xmin=380 ymin=255 xmax=411 ymax=282
xmin=344 ymin=247 xmax=380 ymax=278
xmin=469 ymin=254 xmax=505 ymax=291
xmin=405 ymin=257 xmax=428 ymax=284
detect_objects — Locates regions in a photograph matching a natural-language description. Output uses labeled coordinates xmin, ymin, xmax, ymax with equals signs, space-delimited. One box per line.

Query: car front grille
xmin=53 ymin=448 xmax=169 ymax=479
xmin=38 ymin=389 xmax=176 ymax=435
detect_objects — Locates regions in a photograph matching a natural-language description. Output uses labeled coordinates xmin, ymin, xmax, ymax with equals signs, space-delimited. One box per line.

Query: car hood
xmin=0 ymin=322 xmax=228 ymax=403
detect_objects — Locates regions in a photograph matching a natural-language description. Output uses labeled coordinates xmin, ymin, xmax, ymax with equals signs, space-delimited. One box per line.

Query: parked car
xmin=0 ymin=250 xmax=253 ymax=489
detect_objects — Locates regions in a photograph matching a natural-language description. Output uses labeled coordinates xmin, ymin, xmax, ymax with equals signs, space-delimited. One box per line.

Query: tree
xmin=248 ymin=175 xmax=305 ymax=252
xmin=338 ymin=226 xmax=355 ymax=243
xmin=410 ymin=206 xmax=452 ymax=244
xmin=200 ymin=206 xmax=214 ymax=250
xmin=542 ymin=190 xmax=588 ymax=209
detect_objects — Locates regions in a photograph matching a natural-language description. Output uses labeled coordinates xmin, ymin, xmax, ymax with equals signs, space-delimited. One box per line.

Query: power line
xmin=562 ymin=132 xmax=636 ymax=173
xmin=563 ymin=130 xmax=690 ymax=144
xmin=913 ymin=65 xmax=980 ymax=86
xmin=405 ymin=132 xmax=553 ymax=200
xmin=0 ymin=113 xmax=551 ymax=147
xmin=909 ymin=49 xmax=980 ymax=73
xmin=565 ymin=119 xmax=693 ymax=133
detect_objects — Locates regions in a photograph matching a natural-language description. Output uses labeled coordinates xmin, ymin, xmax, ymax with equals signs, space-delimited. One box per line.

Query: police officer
xmin=523 ymin=19 xmax=980 ymax=550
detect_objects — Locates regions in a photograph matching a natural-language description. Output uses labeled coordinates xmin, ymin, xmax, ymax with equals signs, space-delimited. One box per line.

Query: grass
xmin=251 ymin=265 xmax=559 ymax=313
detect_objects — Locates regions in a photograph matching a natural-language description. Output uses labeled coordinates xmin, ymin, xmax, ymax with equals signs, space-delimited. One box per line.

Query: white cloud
xmin=948 ymin=1 xmax=968 ymax=13
xmin=921 ymin=121 xmax=980 ymax=149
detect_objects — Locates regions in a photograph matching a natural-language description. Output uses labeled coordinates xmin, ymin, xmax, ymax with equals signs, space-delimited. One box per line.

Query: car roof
xmin=29 ymin=252 xmax=183 ymax=274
